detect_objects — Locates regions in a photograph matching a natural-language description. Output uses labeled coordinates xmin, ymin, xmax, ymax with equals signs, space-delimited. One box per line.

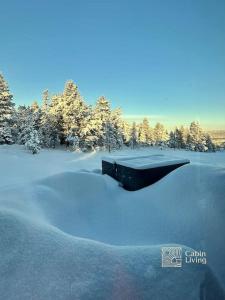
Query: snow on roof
xmin=102 ymin=154 xmax=190 ymax=169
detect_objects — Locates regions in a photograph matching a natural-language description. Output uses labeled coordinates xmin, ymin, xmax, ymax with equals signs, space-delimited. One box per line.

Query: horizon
xmin=1 ymin=0 xmax=225 ymax=131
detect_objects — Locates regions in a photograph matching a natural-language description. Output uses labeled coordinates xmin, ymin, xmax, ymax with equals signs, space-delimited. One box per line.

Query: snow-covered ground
xmin=0 ymin=145 xmax=225 ymax=299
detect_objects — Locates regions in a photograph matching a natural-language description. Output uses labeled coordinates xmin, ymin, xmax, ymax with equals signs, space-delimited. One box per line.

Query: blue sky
xmin=0 ymin=0 xmax=225 ymax=130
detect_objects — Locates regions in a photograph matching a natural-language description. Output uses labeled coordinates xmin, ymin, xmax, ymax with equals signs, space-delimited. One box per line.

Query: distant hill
xmin=208 ymin=130 xmax=225 ymax=145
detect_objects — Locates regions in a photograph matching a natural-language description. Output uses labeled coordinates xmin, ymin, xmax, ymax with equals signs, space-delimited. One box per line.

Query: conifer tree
xmin=41 ymin=90 xmax=49 ymax=112
xmin=186 ymin=121 xmax=206 ymax=151
xmin=168 ymin=131 xmax=176 ymax=149
xmin=18 ymin=108 xmax=36 ymax=145
xmin=204 ymin=133 xmax=216 ymax=152
xmin=25 ymin=128 xmax=41 ymax=154
xmin=110 ymin=108 xmax=124 ymax=149
xmin=0 ymin=74 xmax=15 ymax=144
xmin=172 ymin=126 xmax=187 ymax=149
xmin=39 ymin=90 xmax=59 ymax=148
xmin=121 ymin=121 xmax=131 ymax=146
xmin=61 ymin=81 xmax=90 ymax=148
xmin=16 ymin=106 xmax=30 ymax=144
xmin=91 ymin=97 xmax=124 ymax=151
xmin=154 ymin=122 xmax=168 ymax=146
xmin=48 ymin=94 xmax=64 ymax=143
xmin=138 ymin=118 xmax=154 ymax=146
xmin=31 ymin=101 xmax=39 ymax=113
xmin=130 ymin=122 xmax=138 ymax=149
xmin=104 ymin=121 xmax=117 ymax=152
xmin=92 ymin=96 xmax=111 ymax=148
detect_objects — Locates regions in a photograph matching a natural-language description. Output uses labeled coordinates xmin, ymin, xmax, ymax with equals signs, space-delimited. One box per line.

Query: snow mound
xmin=0 ymin=209 xmax=224 ymax=300
xmin=1 ymin=147 xmax=225 ymax=299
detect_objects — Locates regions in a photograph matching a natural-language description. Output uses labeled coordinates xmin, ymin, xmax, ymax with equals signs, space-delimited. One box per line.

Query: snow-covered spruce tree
xmin=39 ymin=90 xmax=60 ymax=148
xmin=61 ymin=81 xmax=79 ymax=138
xmin=91 ymin=97 xmax=124 ymax=151
xmin=110 ymin=108 xmax=124 ymax=150
xmin=186 ymin=121 xmax=207 ymax=152
xmin=15 ymin=106 xmax=29 ymax=144
xmin=154 ymin=122 xmax=168 ymax=147
xmin=15 ymin=106 xmax=41 ymax=154
xmin=78 ymin=106 xmax=101 ymax=152
xmin=129 ymin=122 xmax=138 ymax=149
xmin=103 ymin=119 xmax=123 ymax=153
xmin=40 ymin=113 xmax=60 ymax=148
xmin=104 ymin=121 xmax=117 ymax=153
xmin=168 ymin=131 xmax=177 ymax=149
xmin=11 ymin=107 xmax=19 ymax=142
xmin=41 ymin=90 xmax=49 ymax=112
xmin=138 ymin=118 xmax=154 ymax=146
xmin=175 ymin=126 xmax=187 ymax=149
xmin=31 ymin=101 xmax=42 ymax=131
xmin=39 ymin=90 xmax=50 ymax=146
xmin=17 ymin=107 xmax=33 ymax=145
xmin=0 ymin=74 xmax=15 ymax=144
xmin=92 ymin=96 xmax=111 ymax=149
xmin=61 ymin=81 xmax=90 ymax=149
xmin=204 ymin=133 xmax=216 ymax=152
xmin=31 ymin=100 xmax=39 ymax=112
xmin=17 ymin=107 xmax=41 ymax=153
xmin=168 ymin=126 xmax=187 ymax=149
xmin=25 ymin=127 xmax=41 ymax=154
xmin=65 ymin=133 xmax=80 ymax=150
xmin=48 ymin=94 xmax=64 ymax=144
xmin=121 ymin=121 xmax=131 ymax=146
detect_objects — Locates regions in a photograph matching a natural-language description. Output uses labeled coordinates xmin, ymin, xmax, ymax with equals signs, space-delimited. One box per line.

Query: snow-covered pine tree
xmin=168 ymin=131 xmax=177 ymax=149
xmin=154 ymin=122 xmax=168 ymax=147
xmin=48 ymin=94 xmax=64 ymax=143
xmin=91 ymin=97 xmax=124 ymax=151
xmin=25 ymin=127 xmax=41 ymax=154
xmin=78 ymin=106 xmax=99 ymax=151
xmin=17 ymin=107 xmax=42 ymax=152
xmin=92 ymin=96 xmax=111 ymax=148
xmin=0 ymin=74 xmax=15 ymax=144
xmin=41 ymin=90 xmax=49 ymax=112
xmin=138 ymin=119 xmax=147 ymax=146
xmin=40 ymin=90 xmax=49 ymax=146
xmin=29 ymin=100 xmax=42 ymax=134
xmin=121 ymin=121 xmax=131 ymax=146
xmin=204 ymin=133 xmax=216 ymax=152
xmin=31 ymin=101 xmax=39 ymax=113
xmin=61 ymin=81 xmax=79 ymax=138
xmin=129 ymin=122 xmax=138 ymax=149
xmin=176 ymin=126 xmax=187 ymax=149
xmin=169 ymin=126 xmax=187 ymax=149
xmin=138 ymin=118 xmax=154 ymax=146
xmin=186 ymin=121 xmax=206 ymax=152
xmin=110 ymin=108 xmax=124 ymax=150
xmin=61 ymin=81 xmax=90 ymax=149
xmin=39 ymin=90 xmax=60 ymax=148
xmin=10 ymin=107 xmax=19 ymax=142
xmin=16 ymin=106 xmax=30 ymax=144
xmin=65 ymin=134 xmax=80 ymax=150
xmin=104 ymin=121 xmax=117 ymax=152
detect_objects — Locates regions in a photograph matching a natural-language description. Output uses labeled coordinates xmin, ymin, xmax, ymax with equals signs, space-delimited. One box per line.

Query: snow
xmin=102 ymin=154 xmax=190 ymax=169
xmin=0 ymin=145 xmax=225 ymax=299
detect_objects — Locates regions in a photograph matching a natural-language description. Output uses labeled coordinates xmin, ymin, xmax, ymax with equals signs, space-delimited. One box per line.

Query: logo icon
xmin=161 ymin=247 xmax=182 ymax=267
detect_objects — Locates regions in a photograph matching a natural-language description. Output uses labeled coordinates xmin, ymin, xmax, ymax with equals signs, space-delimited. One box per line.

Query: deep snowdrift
xmin=0 ymin=209 xmax=224 ymax=300
xmin=0 ymin=145 xmax=225 ymax=299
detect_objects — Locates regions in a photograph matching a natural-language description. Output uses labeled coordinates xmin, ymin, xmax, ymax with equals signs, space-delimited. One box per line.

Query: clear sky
xmin=0 ymin=0 xmax=225 ymax=130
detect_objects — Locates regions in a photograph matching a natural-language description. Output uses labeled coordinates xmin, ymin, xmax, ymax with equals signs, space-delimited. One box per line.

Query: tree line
xmin=0 ymin=73 xmax=217 ymax=154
